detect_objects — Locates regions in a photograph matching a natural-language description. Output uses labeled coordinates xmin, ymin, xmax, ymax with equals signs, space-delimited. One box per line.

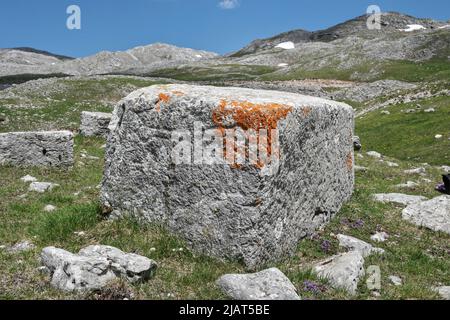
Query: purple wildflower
xmin=303 ymin=280 xmax=326 ymax=295
xmin=321 ymin=240 xmax=331 ymax=253
xmin=351 ymin=219 xmax=365 ymax=229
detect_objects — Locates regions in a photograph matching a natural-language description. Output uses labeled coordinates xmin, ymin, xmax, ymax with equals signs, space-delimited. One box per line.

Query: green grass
xmin=146 ymin=64 xmax=277 ymax=82
xmin=356 ymin=96 xmax=450 ymax=165
xmin=259 ymin=58 xmax=450 ymax=82
xmin=0 ymin=77 xmax=449 ymax=300
xmin=1 ymin=133 xmax=448 ymax=300
xmin=0 ymin=77 xmax=168 ymax=133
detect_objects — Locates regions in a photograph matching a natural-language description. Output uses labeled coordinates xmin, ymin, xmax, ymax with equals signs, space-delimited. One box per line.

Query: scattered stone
xmin=381 ymin=110 xmax=390 ymax=115
xmin=41 ymin=245 xmax=157 ymax=292
xmin=7 ymin=240 xmax=35 ymax=253
xmin=442 ymin=166 xmax=450 ymax=173
xmin=101 ymin=84 xmax=355 ymax=268
xmin=385 ymin=161 xmax=399 ymax=167
xmin=371 ymin=291 xmax=381 ymax=297
xmin=402 ymin=195 xmax=450 ymax=235
xmin=404 ymin=167 xmax=426 ymax=174
xmin=388 ymin=275 xmax=402 ymax=286
xmin=435 ymin=134 xmax=443 ymax=139
xmin=216 ymin=268 xmax=300 ymax=300
xmin=370 ymin=232 xmax=389 ymax=243
xmin=313 ymin=251 xmax=365 ymax=295
xmin=78 ymin=245 xmax=157 ymax=284
xmin=20 ymin=175 xmax=37 ymax=183
xmin=395 ymin=181 xmax=419 ymax=189
xmin=367 ymin=151 xmax=382 ymax=158
xmin=44 ymin=205 xmax=57 ymax=212
xmin=372 ymin=193 xmax=427 ymax=206
xmin=29 ymin=182 xmax=60 ymax=193
xmin=434 ymin=286 xmax=450 ymax=300
xmin=0 ymin=131 xmax=74 ymax=167
xmin=424 ymin=108 xmax=435 ymax=113
xmin=353 ymin=136 xmax=362 ymax=151
xmin=354 ymin=165 xmax=368 ymax=172
xmin=337 ymin=234 xmax=384 ymax=257
xmin=73 ymin=231 xmax=86 ymax=236
xmin=80 ymin=111 xmax=112 ymax=138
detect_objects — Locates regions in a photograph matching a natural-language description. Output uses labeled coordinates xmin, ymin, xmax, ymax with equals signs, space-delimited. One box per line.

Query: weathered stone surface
xmin=41 ymin=245 xmax=157 ymax=292
xmin=78 ymin=245 xmax=157 ymax=284
xmin=402 ymin=195 xmax=450 ymax=234
xmin=80 ymin=111 xmax=112 ymax=137
xmin=367 ymin=151 xmax=382 ymax=158
xmin=389 ymin=275 xmax=402 ymax=286
xmin=0 ymin=131 xmax=73 ymax=167
xmin=216 ymin=268 xmax=300 ymax=300
xmin=337 ymin=234 xmax=384 ymax=257
xmin=373 ymin=193 xmax=427 ymax=206
xmin=29 ymin=182 xmax=59 ymax=193
xmin=404 ymin=167 xmax=426 ymax=175
xmin=41 ymin=247 xmax=116 ymax=292
xmin=370 ymin=232 xmax=389 ymax=243
xmin=101 ymin=84 xmax=354 ymax=268
xmin=434 ymin=286 xmax=450 ymax=300
xmin=20 ymin=175 xmax=37 ymax=183
xmin=6 ymin=240 xmax=35 ymax=253
xmin=44 ymin=204 xmax=57 ymax=212
xmin=313 ymin=251 xmax=365 ymax=295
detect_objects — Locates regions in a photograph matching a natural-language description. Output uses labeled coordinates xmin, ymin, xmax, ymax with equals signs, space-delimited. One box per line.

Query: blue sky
xmin=1 ymin=0 xmax=449 ymax=57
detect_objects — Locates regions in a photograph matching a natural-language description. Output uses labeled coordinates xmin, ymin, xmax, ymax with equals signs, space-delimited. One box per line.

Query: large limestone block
xmin=101 ymin=84 xmax=354 ymax=268
xmin=80 ymin=111 xmax=112 ymax=137
xmin=0 ymin=131 xmax=74 ymax=167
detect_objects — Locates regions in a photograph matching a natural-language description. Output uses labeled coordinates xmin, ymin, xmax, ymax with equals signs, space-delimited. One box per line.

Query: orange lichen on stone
xmin=346 ymin=152 xmax=353 ymax=171
xmin=155 ymin=93 xmax=171 ymax=112
xmin=212 ymin=99 xmax=293 ymax=168
xmin=301 ymin=106 xmax=312 ymax=117
xmin=158 ymin=93 xmax=171 ymax=103
xmin=212 ymin=99 xmax=293 ymax=132
xmin=171 ymin=90 xmax=185 ymax=96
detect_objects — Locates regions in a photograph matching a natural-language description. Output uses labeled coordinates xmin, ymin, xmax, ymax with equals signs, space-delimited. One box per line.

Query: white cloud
xmin=219 ymin=0 xmax=239 ymax=10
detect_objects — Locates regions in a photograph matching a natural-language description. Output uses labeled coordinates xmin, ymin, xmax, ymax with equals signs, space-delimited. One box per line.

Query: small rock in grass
xmin=372 ymin=193 xmax=428 ymax=206
xmin=404 ymin=167 xmax=426 ymax=174
xmin=7 ymin=240 xmax=35 ymax=253
xmin=354 ymin=165 xmax=368 ymax=172
xmin=381 ymin=110 xmax=390 ymax=115
xmin=435 ymin=134 xmax=443 ymax=139
xmin=44 ymin=205 xmax=57 ymax=212
xmin=424 ymin=108 xmax=435 ymax=113
xmin=402 ymin=195 xmax=450 ymax=235
xmin=29 ymin=182 xmax=59 ymax=193
xmin=20 ymin=175 xmax=37 ymax=183
xmin=74 ymin=231 xmax=86 ymax=237
xmin=41 ymin=245 xmax=157 ymax=292
xmin=313 ymin=251 xmax=365 ymax=295
xmin=385 ymin=161 xmax=399 ymax=167
xmin=216 ymin=268 xmax=300 ymax=300
xmin=395 ymin=181 xmax=419 ymax=189
xmin=337 ymin=234 xmax=384 ymax=257
xmin=388 ymin=275 xmax=403 ymax=286
xmin=371 ymin=232 xmax=389 ymax=243
xmin=434 ymin=286 xmax=450 ymax=300
xmin=367 ymin=151 xmax=382 ymax=158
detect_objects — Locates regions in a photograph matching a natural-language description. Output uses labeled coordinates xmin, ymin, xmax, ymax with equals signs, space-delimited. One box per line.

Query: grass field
xmin=0 ymin=76 xmax=449 ymax=300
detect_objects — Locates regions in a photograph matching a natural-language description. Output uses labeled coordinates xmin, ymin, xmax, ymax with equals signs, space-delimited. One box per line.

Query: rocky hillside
xmin=148 ymin=12 xmax=450 ymax=82
xmin=0 ymin=43 xmax=218 ymax=77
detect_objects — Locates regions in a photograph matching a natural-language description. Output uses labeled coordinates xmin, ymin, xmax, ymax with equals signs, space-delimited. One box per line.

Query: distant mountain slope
xmin=231 ymin=12 xmax=448 ymax=57
xmin=11 ymin=47 xmax=74 ymax=60
xmin=0 ymin=43 xmax=218 ymax=77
